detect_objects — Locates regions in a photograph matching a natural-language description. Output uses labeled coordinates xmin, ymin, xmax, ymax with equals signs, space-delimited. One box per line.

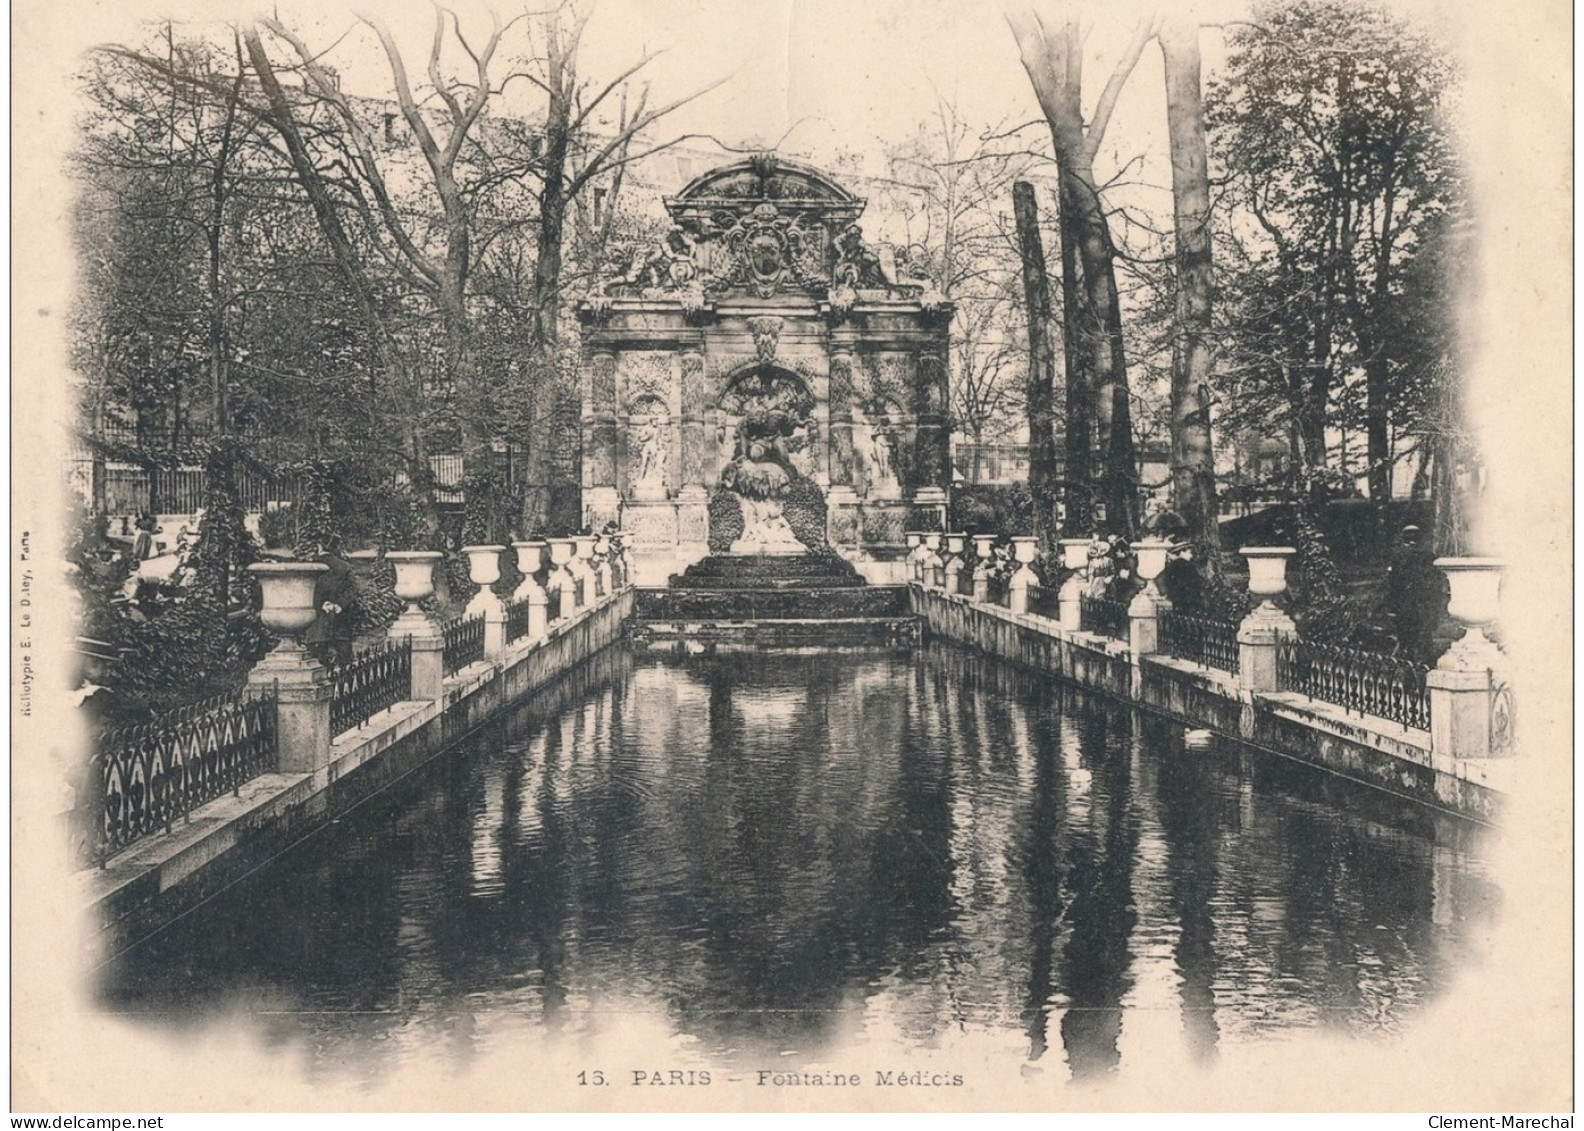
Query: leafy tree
xmin=1207 ymin=0 xmax=1463 ymax=508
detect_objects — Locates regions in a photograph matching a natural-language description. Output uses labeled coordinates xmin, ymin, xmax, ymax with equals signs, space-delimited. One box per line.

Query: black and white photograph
xmin=11 ymin=0 xmax=1572 ymax=1114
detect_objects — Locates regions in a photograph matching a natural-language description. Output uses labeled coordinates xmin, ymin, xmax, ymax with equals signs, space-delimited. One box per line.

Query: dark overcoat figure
xmin=1383 ymin=525 xmax=1446 ymax=663
xmin=306 ymin=540 xmax=358 ymax=668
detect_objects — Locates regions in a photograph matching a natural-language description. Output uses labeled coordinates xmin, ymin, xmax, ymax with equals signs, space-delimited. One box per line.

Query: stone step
xmin=634 ymin=617 xmax=918 ymax=647
xmin=672 ymin=553 xmax=866 ymax=588
xmin=636 ymin=586 xmax=911 ymax=621
xmin=667 ymin=574 xmax=861 ymax=590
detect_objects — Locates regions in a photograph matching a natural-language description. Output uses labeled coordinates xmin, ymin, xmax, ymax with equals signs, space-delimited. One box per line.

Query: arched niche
xmin=714 ymin=365 xmax=817 ymax=481
xmin=625 ymin=393 xmax=672 ymax=501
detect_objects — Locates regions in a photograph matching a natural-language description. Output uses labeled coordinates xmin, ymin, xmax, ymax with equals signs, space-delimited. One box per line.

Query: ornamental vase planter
xmin=1059 ymin=538 xmax=1092 ymax=573
xmin=512 ymin=542 xmax=547 ymax=594
xmin=463 ymin=545 xmax=505 ymax=587
xmin=386 ymin=551 xmax=443 ymax=612
xmin=249 ymin=562 xmax=328 ymax=650
xmin=1240 ymin=546 xmax=1296 ymax=605
xmin=1434 ymin=557 xmax=1505 ymax=670
xmin=1134 ymin=539 xmax=1174 ymax=598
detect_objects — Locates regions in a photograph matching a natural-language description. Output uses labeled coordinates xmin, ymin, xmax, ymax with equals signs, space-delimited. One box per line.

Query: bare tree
xmin=1009 ymin=6 xmax=1154 ymax=537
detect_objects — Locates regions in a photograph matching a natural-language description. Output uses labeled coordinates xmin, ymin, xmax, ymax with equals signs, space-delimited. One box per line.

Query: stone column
xmin=247 ymin=562 xmax=332 ymax=774
xmin=386 ymin=551 xmax=446 ymax=702
xmin=1427 ymin=558 xmax=1510 ymax=758
xmin=942 ymin=532 xmax=966 ymax=595
xmin=922 ymin=532 xmax=945 ymax=588
xmin=971 ymin=534 xmax=996 ymax=603
xmin=571 ymin=535 xmax=597 ymax=609
xmin=1009 ymin=536 xmax=1039 ymax=615
xmin=1057 ymin=538 xmax=1091 ymax=631
xmin=511 ymin=541 xmax=549 ymax=642
xmin=463 ymin=544 xmax=507 ymax=660
xmin=583 ymin=351 xmax=621 ymax=530
xmin=827 ymin=349 xmax=857 ymax=489
xmin=1236 ymin=547 xmax=1296 ymax=693
xmin=546 ymin=538 xmax=577 ymax=621
xmin=676 ymin=349 xmax=708 ymax=494
xmin=903 ymin=531 xmax=924 ymax=583
xmin=914 ymin=350 xmax=951 ymax=495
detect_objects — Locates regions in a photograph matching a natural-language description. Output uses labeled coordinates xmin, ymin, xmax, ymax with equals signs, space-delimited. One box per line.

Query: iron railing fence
xmin=1080 ymin=594 xmax=1130 ymax=640
xmin=1026 ymin=586 xmax=1062 ymax=621
xmin=91 ymin=688 xmax=277 ymax=864
xmin=329 ymin=637 xmax=412 ymax=736
xmin=504 ymin=598 xmax=531 ymax=644
xmin=1158 ymin=610 xmax=1242 ymax=674
xmin=442 ymin=614 xmax=485 ymax=674
xmin=1276 ymin=637 xmax=1430 ymax=731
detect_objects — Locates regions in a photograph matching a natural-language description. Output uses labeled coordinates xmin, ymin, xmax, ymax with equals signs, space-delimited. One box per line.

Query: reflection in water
xmin=101 ymin=642 xmax=1498 ymax=1079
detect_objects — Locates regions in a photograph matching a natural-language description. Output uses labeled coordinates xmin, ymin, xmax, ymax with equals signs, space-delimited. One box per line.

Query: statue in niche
xmin=853 ymin=400 xmax=900 ymax=498
xmin=715 ymin=368 xmax=816 ymax=554
xmin=628 ymin=401 xmax=670 ymax=501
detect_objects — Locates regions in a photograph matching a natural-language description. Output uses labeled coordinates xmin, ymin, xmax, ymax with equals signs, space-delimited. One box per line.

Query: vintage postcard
xmin=11 ymin=0 xmax=1572 ymax=1114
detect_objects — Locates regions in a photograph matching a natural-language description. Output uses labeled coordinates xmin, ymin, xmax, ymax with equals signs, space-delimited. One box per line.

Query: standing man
xmin=306 ymin=534 xmax=358 ymax=668
xmin=1383 ymin=525 xmax=1446 ymax=663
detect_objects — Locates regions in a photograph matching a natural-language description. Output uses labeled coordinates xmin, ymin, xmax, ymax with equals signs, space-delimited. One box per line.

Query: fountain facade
xmin=577 ymin=154 xmax=952 ymax=585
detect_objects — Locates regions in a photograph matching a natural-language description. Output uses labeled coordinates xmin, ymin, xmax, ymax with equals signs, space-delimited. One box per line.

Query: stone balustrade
xmin=908 ymin=534 xmax=1511 ymax=767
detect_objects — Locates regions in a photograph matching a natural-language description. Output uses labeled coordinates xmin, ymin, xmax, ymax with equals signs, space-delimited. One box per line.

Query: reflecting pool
xmin=100 ymin=642 xmax=1498 ymax=1080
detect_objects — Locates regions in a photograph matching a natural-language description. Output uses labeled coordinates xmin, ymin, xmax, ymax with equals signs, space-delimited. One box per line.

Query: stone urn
xmin=592 ymin=533 xmax=614 ymax=598
xmin=547 ymin=538 xmax=578 ymax=616
xmin=462 ymin=545 xmax=505 ymax=616
xmin=1134 ymin=539 xmax=1174 ymax=598
xmin=1007 ymin=536 xmax=1039 ymax=613
xmin=249 ymin=562 xmax=327 ymax=651
xmin=972 ymin=534 xmax=998 ymax=563
xmin=463 ymin=545 xmax=504 ymax=588
xmin=387 ymin=551 xmax=442 ymax=613
xmin=1240 ymin=546 xmax=1296 ymax=607
xmin=512 ymin=541 xmax=547 ymax=597
xmin=1435 ymin=557 xmax=1505 ymax=668
xmin=1060 ymin=538 xmax=1092 ymax=572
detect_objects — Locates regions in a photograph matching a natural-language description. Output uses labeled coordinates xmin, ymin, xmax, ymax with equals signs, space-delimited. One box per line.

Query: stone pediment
xmin=665 ymin=154 xmax=864 ymax=227
xmin=587 ymin=153 xmax=948 ymax=314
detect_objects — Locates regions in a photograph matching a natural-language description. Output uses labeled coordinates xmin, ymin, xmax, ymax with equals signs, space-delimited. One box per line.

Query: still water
xmin=101 ymin=642 xmax=1497 ymax=1080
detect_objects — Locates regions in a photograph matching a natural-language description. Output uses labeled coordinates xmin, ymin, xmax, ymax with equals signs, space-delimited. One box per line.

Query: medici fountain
xmin=577 ymin=154 xmax=953 ymax=588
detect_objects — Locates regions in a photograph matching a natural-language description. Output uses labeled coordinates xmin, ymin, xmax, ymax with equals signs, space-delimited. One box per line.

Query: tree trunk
xmin=1057 ymin=178 xmax=1093 ymax=535
xmin=1161 ymin=16 xmax=1220 ymax=575
xmin=1014 ymin=181 xmax=1059 ymax=549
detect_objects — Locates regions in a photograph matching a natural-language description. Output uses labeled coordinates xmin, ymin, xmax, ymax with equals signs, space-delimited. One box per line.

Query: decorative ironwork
xmin=330 ymin=637 xmax=412 ymax=736
xmin=443 ymin=613 xmax=486 ymax=674
xmin=92 ymin=689 xmax=277 ymax=863
xmin=1276 ymin=637 xmax=1430 ymax=731
xmin=1080 ymin=594 xmax=1129 ymax=640
xmin=1158 ymin=610 xmax=1241 ymax=675
xmin=505 ymin=597 xmax=531 ymax=644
